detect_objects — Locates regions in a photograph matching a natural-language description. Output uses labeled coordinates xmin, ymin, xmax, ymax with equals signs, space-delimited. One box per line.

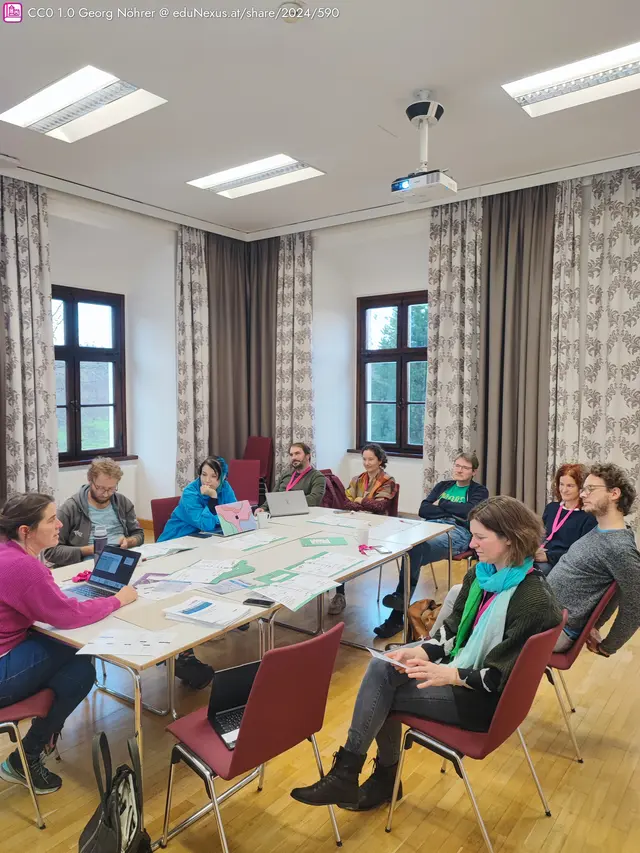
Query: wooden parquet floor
xmin=2 ymin=558 xmax=639 ymax=853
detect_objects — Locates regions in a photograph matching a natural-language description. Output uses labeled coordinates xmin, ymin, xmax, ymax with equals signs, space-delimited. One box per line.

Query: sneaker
xmin=0 ymin=750 xmax=62 ymax=794
xmin=382 ymin=592 xmax=405 ymax=610
xmin=175 ymin=649 xmax=214 ymax=690
xmin=373 ymin=615 xmax=404 ymax=639
xmin=328 ymin=592 xmax=346 ymax=615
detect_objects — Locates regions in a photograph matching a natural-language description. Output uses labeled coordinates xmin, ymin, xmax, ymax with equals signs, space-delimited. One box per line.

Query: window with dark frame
xmin=356 ymin=291 xmax=428 ymax=456
xmin=52 ymin=286 xmax=127 ymax=464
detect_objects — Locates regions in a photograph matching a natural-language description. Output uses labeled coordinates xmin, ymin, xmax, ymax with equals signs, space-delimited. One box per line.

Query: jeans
xmin=0 ymin=633 xmax=95 ymax=758
xmin=395 ymin=524 xmax=471 ymax=599
xmin=344 ymin=656 xmax=463 ymax=766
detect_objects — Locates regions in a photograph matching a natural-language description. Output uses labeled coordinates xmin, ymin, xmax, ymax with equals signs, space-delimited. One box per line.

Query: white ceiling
xmin=1 ymin=0 xmax=640 ymax=238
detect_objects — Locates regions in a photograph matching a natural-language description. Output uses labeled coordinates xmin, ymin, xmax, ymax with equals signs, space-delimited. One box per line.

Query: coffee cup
xmin=256 ymin=512 xmax=271 ymax=529
xmin=356 ymin=527 xmax=369 ymax=546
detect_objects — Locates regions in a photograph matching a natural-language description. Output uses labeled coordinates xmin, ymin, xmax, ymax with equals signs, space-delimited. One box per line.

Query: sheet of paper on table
xmin=77 ymin=628 xmax=179 ymax=659
xmin=170 ymin=560 xmax=238 ymax=584
xmin=254 ymin=573 xmax=336 ymax=611
xmin=136 ymin=581 xmax=193 ymax=601
xmin=371 ymin=518 xmax=421 ymax=539
xmin=163 ymin=596 xmax=251 ymax=627
xmin=294 ymin=553 xmax=363 ymax=578
xmin=308 ymin=515 xmax=370 ymax=530
xmin=130 ymin=542 xmax=196 ymax=561
xmin=215 ymin=532 xmax=287 ymax=551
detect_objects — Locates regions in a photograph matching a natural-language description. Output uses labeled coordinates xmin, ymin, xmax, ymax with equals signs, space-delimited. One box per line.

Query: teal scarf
xmin=447 ymin=558 xmax=533 ymax=670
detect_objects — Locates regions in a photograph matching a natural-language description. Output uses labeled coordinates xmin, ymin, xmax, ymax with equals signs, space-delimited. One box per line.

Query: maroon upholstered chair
xmin=150 ymin=496 xmax=180 ymax=541
xmin=243 ymin=436 xmax=274 ymax=490
xmin=161 ymin=623 xmax=344 ymax=852
xmin=545 ymin=581 xmax=617 ymax=763
xmin=227 ymin=458 xmax=261 ymax=507
xmin=0 ymin=689 xmax=55 ymax=828
xmin=385 ymin=614 xmax=567 ymax=853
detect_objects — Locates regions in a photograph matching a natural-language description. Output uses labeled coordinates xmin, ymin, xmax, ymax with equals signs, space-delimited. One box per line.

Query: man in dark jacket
xmin=375 ymin=452 xmax=489 ymax=638
xmin=44 ymin=457 xmax=144 ymax=567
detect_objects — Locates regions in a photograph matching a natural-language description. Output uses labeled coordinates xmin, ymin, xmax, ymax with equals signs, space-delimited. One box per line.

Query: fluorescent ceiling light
xmin=502 ymin=40 xmax=640 ymax=116
xmin=188 ymin=154 xmax=324 ymax=197
xmin=0 ymin=65 xmax=166 ymax=141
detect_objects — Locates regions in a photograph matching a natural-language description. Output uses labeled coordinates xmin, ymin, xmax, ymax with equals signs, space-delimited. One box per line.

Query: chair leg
xmin=516 ymin=728 xmax=551 ymax=816
xmin=11 ymin=724 xmax=46 ymax=829
xmin=205 ymin=774 xmax=231 ymax=853
xmin=456 ymin=756 xmax=494 ymax=853
xmin=376 ymin=566 xmax=383 ymax=603
xmin=385 ymin=731 xmax=409 ymax=833
xmin=440 ymin=758 xmax=447 ymax=774
xmin=161 ymin=759 xmax=177 ymax=847
xmin=558 ymin=670 xmax=576 ymax=713
xmin=547 ymin=668 xmax=583 ymax=763
xmin=429 ymin=563 xmax=438 ymax=591
xmin=258 ymin=763 xmax=265 ymax=791
xmin=309 ymin=735 xmax=342 ymax=847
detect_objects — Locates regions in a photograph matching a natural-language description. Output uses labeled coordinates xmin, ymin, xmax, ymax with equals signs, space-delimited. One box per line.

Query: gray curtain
xmin=476 ymin=184 xmax=556 ymax=512
xmin=0 ymin=177 xmax=58 ymax=500
xmin=175 ymin=226 xmax=209 ymax=490
xmin=207 ymin=234 xmax=279 ymax=461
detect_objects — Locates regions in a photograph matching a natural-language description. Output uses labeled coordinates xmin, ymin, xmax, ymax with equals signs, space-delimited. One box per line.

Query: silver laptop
xmin=266 ymin=490 xmax=310 ymax=517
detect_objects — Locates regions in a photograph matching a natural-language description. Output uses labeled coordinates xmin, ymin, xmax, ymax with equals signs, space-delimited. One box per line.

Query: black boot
xmin=339 ymin=757 xmax=403 ymax=811
xmin=373 ymin=612 xmax=404 ymax=639
xmin=290 ymin=746 xmax=365 ymax=806
xmin=175 ymin=649 xmax=214 ymax=690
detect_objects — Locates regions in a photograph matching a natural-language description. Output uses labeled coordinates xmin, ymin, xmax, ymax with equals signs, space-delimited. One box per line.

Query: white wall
xmin=49 ymin=194 xmax=178 ymax=518
xmin=312 ymin=210 xmax=430 ymax=513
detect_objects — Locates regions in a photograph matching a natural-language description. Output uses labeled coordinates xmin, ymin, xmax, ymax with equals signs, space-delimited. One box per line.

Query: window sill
xmin=58 ymin=455 xmax=139 ymax=469
xmin=347 ymin=448 xmax=423 ymax=460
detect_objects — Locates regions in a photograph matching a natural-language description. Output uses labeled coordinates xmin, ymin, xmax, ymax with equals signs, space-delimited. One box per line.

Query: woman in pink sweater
xmin=0 ymin=493 xmax=137 ymax=795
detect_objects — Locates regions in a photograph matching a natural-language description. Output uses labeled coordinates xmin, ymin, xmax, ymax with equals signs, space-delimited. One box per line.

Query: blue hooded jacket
xmin=157 ymin=457 xmax=236 ymax=541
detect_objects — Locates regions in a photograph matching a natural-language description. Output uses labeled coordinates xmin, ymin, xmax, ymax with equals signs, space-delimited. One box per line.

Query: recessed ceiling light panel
xmin=0 ymin=65 xmax=166 ymax=141
xmin=188 ymin=154 xmax=324 ymax=197
xmin=502 ymin=40 xmax=640 ymax=116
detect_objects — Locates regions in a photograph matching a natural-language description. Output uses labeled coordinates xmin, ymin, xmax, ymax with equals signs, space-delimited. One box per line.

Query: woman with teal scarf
xmin=291 ymin=496 xmax=563 ymax=813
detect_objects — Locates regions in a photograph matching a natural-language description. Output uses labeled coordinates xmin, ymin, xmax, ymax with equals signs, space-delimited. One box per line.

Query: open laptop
xmin=207 ymin=660 xmax=260 ymax=749
xmin=215 ymin=500 xmax=258 ymax=536
xmin=64 ymin=545 xmax=141 ymax=600
xmin=266 ymin=490 xmax=310 ymax=518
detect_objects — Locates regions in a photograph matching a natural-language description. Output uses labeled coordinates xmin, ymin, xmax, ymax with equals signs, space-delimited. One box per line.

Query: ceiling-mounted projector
xmin=391 ymin=90 xmax=457 ymax=202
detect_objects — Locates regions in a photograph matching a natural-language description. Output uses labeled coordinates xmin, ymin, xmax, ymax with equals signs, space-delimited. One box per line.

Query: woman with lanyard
xmin=291 ymin=496 xmax=563 ymax=812
xmin=535 ymin=463 xmax=597 ymax=575
xmin=328 ymin=443 xmax=398 ymax=615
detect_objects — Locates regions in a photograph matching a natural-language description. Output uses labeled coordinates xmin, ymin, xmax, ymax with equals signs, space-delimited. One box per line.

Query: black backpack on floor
xmin=79 ymin=732 xmax=152 ymax=853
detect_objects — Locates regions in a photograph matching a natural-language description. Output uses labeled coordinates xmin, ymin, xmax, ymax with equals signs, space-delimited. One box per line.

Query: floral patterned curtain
xmin=423 ymin=198 xmax=482 ymax=490
xmin=0 ymin=178 xmax=57 ymax=499
xmin=175 ymin=226 xmax=209 ymax=490
xmin=274 ymin=232 xmax=314 ymax=479
xmin=548 ymin=169 xmax=640 ymax=499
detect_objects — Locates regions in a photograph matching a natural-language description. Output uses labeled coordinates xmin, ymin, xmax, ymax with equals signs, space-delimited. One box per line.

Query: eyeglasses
xmin=580 ymin=485 xmax=607 ymax=494
xmin=453 ymin=464 xmax=473 ymax=471
xmin=92 ymin=484 xmax=118 ymax=495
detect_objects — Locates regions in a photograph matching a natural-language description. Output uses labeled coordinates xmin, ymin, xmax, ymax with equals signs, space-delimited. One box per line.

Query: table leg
xmin=402 ymin=551 xmax=411 ymax=644
xmin=166 ymin=656 xmax=178 ymax=721
xmin=96 ymin=658 xmax=176 ymax=717
xmin=447 ymin=531 xmax=453 ymax=590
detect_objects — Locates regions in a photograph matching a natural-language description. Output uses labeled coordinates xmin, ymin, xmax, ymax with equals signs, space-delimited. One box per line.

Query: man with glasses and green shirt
xmin=375 ymin=452 xmax=489 ymax=638
xmin=547 ymin=463 xmax=640 ymax=654
xmin=44 ymin=457 xmax=144 ymax=567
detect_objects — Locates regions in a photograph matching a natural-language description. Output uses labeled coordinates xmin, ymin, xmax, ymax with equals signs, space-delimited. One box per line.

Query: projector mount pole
xmin=416 ymin=89 xmax=430 ymax=172
xmin=406 ymin=88 xmax=445 ymax=174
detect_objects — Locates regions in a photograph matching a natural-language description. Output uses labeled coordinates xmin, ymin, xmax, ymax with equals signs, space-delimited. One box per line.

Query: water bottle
xmin=93 ymin=525 xmax=108 ymax=565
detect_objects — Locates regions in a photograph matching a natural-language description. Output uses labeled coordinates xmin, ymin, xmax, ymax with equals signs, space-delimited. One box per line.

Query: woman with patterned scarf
xmin=292 ymin=496 xmax=563 ymax=812
xmin=328 ymin=443 xmax=398 ymax=615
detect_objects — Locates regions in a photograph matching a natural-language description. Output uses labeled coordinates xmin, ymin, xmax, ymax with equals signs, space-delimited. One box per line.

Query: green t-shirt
xmin=440 ymin=483 xmax=469 ymax=504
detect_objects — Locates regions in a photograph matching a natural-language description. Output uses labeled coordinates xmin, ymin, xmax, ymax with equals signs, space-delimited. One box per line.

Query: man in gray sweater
xmin=547 ymin=463 xmax=640 ymax=656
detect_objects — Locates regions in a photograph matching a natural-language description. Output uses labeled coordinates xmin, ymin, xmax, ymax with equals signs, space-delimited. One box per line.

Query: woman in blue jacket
xmin=158 ymin=456 xmax=236 ymax=690
xmin=158 ymin=456 xmax=236 ymax=542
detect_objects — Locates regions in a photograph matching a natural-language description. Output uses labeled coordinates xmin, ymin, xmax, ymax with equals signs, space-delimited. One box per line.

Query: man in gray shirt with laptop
xmin=547 ymin=463 xmax=640 ymax=656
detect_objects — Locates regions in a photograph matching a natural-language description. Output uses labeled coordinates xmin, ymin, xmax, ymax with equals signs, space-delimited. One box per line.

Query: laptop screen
xmin=90 ymin=545 xmax=140 ymax=591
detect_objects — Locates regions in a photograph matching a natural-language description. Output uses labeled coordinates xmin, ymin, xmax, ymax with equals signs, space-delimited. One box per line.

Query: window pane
xmin=407 ymin=361 xmax=427 ymax=403
xmin=408 ymin=404 xmax=424 ymax=446
xmin=57 ymin=408 xmax=68 ymax=453
xmin=81 ymin=406 xmax=115 ymax=450
xmin=366 ymin=307 xmax=397 ymax=349
xmin=366 ymin=403 xmax=396 ymax=444
xmin=80 ymin=362 xmax=114 ymax=405
xmin=55 ymin=360 xmax=67 ymax=406
xmin=365 ymin=361 xmax=396 ymax=402
xmin=52 ymin=299 xmax=65 ymax=345
xmin=408 ymin=303 xmax=428 ymax=348
xmin=78 ymin=303 xmax=113 ymax=348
